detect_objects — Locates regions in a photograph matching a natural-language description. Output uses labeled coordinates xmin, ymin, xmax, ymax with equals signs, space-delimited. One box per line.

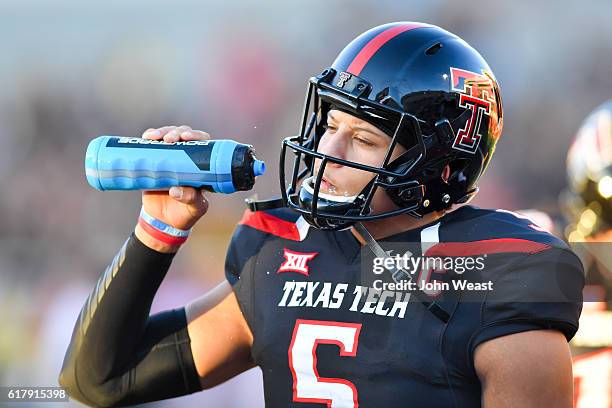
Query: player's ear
xmin=441 ymin=165 xmax=451 ymax=183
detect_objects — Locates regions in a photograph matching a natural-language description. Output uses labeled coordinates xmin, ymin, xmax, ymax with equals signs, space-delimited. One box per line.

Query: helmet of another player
xmin=563 ymin=100 xmax=612 ymax=241
xmin=280 ymin=22 xmax=503 ymax=230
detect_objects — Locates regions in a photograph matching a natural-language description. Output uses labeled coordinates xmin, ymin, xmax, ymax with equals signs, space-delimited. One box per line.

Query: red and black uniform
xmin=226 ymin=205 xmax=584 ymax=408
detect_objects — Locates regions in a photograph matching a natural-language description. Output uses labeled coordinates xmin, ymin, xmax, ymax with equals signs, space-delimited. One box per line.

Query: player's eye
xmin=323 ymin=123 xmax=337 ymax=132
xmin=354 ymin=136 xmax=375 ymax=147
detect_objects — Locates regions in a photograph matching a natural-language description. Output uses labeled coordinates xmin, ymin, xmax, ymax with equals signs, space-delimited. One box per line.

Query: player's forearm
xmin=64 ymin=233 xmax=174 ymax=381
xmin=58 ymin=234 xmax=201 ymax=407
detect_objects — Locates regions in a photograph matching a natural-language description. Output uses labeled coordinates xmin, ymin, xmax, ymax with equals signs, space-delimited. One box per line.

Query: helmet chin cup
xmin=297 ymin=176 xmax=369 ymax=231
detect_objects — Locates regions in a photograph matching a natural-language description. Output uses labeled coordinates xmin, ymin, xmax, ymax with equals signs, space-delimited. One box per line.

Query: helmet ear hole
xmin=441 ymin=164 xmax=451 ymax=183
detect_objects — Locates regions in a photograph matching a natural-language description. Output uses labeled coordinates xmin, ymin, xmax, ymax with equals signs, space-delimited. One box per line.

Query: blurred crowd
xmin=1 ymin=0 xmax=611 ymax=406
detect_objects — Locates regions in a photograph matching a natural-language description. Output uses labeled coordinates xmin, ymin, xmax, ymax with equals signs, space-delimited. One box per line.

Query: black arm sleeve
xmin=59 ymin=234 xmax=202 ymax=407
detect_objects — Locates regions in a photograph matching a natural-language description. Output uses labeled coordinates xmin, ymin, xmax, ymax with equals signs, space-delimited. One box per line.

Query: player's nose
xmin=318 ymin=128 xmax=349 ymax=167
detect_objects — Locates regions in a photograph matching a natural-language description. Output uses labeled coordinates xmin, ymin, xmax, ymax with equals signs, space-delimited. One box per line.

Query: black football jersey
xmin=225 ymin=205 xmax=584 ymax=408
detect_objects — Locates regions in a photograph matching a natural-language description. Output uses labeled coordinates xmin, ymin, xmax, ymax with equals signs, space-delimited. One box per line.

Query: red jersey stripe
xmin=239 ymin=209 xmax=301 ymax=241
xmin=425 ymin=238 xmax=551 ymax=257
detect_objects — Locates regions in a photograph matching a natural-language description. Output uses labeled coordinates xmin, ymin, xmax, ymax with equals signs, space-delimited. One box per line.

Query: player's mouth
xmin=311 ymin=173 xmax=339 ymax=194
xmin=320 ymin=177 xmax=336 ymax=193
xmin=301 ymin=176 xmax=357 ymax=202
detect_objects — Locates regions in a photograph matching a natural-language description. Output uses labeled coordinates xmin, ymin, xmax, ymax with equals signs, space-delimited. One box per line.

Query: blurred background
xmin=1 ymin=0 xmax=611 ymax=406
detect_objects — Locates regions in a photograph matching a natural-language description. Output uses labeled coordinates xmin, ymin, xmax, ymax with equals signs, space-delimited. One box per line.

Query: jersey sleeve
xmin=469 ymin=247 xmax=585 ymax=356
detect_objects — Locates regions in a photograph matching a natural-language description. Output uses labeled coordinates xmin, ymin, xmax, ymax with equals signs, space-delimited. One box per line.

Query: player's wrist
xmin=134 ymin=224 xmax=181 ymax=253
xmin=135 ymin=207 xmax=192 ymax=253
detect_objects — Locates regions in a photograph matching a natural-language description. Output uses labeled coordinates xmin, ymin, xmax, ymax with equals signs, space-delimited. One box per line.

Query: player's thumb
xmin=169 ymin=186 xmax=199 ymax=205
xmin=169 ymin=187 xmax=209 ymax=220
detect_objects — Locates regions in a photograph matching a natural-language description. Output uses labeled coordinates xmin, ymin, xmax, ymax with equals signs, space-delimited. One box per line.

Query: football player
xmin=60 ymin=22 xmax=584 ymax=407
xmin=563 ymin=101 xmax=612 ymax=408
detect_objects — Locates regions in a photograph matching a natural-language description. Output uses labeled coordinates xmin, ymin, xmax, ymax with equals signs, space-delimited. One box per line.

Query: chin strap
xmin=353 ymin=222 xmax=450 ymax=323
xmin=245 ymin=196 xmax=286 ymax=212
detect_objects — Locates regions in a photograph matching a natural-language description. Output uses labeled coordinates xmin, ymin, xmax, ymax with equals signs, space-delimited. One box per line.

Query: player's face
xmin=313 ymin=109 xmax=406 ymax=212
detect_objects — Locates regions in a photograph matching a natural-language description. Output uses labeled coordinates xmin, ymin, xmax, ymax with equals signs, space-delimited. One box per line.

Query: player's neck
xmin=350 ymin=210 xmax=446 ymax=243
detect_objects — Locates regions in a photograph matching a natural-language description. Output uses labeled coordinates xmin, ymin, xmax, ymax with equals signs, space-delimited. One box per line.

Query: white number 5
xmin=288 ymin=319 xmax=362 ymax=408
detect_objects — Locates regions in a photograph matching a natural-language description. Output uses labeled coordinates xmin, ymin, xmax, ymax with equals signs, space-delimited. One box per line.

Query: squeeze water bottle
xmin=85 ymin=136 xmax=266 ymax=193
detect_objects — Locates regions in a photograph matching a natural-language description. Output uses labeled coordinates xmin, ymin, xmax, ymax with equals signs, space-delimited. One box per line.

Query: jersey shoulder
xmin=446 ymin=208 xmax=585 ymax=350
xmin=225 ymin=206 xmax=308 ymax=285
xmin=234 ymin=206 xmax=308 ymax=241
xmin=444 ymin=205 xmax=569 ymax=250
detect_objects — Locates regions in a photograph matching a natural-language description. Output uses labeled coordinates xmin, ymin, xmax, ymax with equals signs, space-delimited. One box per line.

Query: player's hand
xmin=135 ymin=126 xmax=210 ymax=252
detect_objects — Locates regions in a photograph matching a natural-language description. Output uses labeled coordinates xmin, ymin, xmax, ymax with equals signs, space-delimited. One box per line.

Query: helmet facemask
xmin=280 ymin=68 xmax=428 ymax=231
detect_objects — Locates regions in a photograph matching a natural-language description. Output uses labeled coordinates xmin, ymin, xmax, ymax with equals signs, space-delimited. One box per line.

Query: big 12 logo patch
xmin=449 ymin=67 xmax=501 ymax=154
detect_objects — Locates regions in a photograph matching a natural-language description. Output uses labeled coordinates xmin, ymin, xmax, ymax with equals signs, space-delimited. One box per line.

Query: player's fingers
xmin=142 ymin=128 xmax=162 ymax=139
xmin=174 ymin=125 xmax=192 ymax=134
xmin=163 ymin=129 xmax=181 ymax=143
xmin=143 ymin=125 xmax=178 ymax=139
xmin=143 ymin=125 xmax=204 ymax=142
xmin=155 ymin=126 xmax=182 ymax=141
xmin=156 ymin=125 xmax=180 ymax=135
xmin=180 ymin=130 xmax=211 ymax=141
xmin=163 ymin=125 xmax=194 ymax=142
xmin=173 ymin=125 xmax=210 ymax=141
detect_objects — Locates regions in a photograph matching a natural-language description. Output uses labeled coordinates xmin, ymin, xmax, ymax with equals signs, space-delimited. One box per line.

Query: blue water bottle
xmin=85 ymin=136 xmax=266 ymax=193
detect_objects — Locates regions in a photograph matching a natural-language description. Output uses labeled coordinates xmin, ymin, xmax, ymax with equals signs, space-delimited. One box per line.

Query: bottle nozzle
xmin=253 ymin=159 xmax=266 ymax=177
